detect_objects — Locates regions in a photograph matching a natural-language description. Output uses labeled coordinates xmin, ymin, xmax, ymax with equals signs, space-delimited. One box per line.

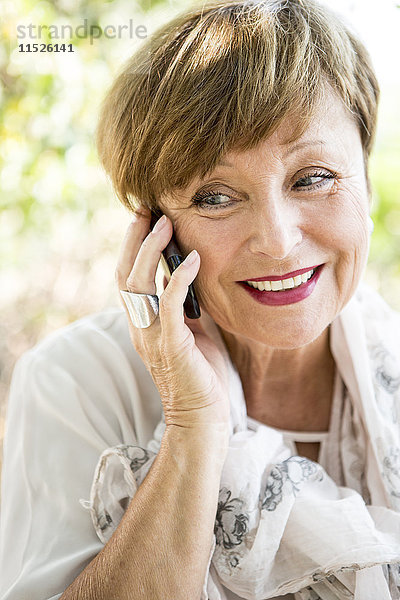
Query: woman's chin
xmin=246 ymin=326 xmax=326 ymax=350
xmin=215 ymin=313 xmax=330 ymax=350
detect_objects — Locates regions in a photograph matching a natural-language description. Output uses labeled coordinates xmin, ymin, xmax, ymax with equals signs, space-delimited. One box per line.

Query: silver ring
xmin=120 ymin=291 xmax=159 ymax=328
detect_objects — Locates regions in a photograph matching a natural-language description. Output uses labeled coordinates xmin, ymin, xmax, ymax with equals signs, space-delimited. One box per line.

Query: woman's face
xmin=160 ymin=87 xmax=371 ymax=349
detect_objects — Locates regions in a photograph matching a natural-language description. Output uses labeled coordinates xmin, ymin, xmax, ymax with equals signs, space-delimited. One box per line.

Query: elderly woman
xmin=2 ymin=0 xmax=400 ymax=598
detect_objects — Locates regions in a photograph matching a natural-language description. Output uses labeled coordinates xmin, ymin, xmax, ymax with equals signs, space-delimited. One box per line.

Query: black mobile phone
xmin=150 ymin=210 xmax=201 ymax=319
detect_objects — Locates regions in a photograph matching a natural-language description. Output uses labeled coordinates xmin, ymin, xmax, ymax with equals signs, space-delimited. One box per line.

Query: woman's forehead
xmin=224 ymin=92 xmax=358 ymax=163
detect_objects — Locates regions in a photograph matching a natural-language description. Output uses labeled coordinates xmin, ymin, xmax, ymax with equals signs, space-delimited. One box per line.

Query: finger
xmin=115 ymin=210 xmax=151 ymax=289
xmin=126 ymin=215 xmax=173 ymax=295
xmin=159 ymin=249 xmax=200 ymax=346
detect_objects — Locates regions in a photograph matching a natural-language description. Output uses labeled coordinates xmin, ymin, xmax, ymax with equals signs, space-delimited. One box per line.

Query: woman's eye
xmin=191 ymin=191 xmax=234 ymax=210
xmin=293 ymin=170 xmax=336 ymax=190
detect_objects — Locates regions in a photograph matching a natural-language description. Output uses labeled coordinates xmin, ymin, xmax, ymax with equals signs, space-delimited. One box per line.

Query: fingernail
xmin=152 ymin=215 xmax=167 ymax=233
xmin=185 ymin=249 xmax=198 ymax=265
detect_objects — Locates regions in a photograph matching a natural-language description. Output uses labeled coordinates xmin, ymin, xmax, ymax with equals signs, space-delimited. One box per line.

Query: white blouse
xmin=0 ymin=309 xmax=357 ymax=600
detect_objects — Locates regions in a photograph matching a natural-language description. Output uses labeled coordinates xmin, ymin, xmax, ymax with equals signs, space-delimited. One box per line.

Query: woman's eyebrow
xmin=215 ymin=159 xmax=233 ymax=168
xmin=215 ymin=140 xmax=327 ymax=169
xmin=282 ymin=139 xmax=326 ymax=158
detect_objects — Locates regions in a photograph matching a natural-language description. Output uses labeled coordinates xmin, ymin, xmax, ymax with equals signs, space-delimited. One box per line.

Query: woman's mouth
xmin=245 ymin=266 xmax=316 ymax=291
xmin=239 ymin=264 xmax=324 ymax=306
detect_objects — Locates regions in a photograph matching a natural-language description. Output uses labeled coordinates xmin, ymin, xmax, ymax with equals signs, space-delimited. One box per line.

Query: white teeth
xmin=246 ymin=268 xmax=315 ymax=292
xmin=283 ymin=277 xmax=295 ymax=289
xmin=293 ymin=275 xmax=302 ymax=286
xmin=256 ymin=281 xmax=271 ymax=291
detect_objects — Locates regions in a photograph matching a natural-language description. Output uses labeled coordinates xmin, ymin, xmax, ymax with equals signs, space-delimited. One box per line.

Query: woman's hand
xmin=115 ymin=207 xmax=231 ymax=431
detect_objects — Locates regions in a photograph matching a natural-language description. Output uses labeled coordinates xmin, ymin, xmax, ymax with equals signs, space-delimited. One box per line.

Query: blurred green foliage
xmin=368 ymin=87 xmax=400 ymax=290
xmin=0 ymin=0 xmax=399 ymax=449
xmin=0 ymin=0 xmax=189 ymax=445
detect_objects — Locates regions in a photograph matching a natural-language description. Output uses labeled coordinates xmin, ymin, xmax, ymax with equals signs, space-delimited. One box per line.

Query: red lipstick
xmin=239 ymin=264 xmax=324 ymax=306
xmin=241 ymin=264 xmax=322 ymax=282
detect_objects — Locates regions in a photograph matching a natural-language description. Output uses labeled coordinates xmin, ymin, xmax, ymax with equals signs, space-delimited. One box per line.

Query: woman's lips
xmin=241 ymin=264 xmax=322 ymax=282
xmin=239 ymin=264 xmax=324 ymax=306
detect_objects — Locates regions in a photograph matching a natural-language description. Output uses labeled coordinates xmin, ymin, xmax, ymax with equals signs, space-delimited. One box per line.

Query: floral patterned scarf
xmin=83 ymin=283 xmax=400 ymax=599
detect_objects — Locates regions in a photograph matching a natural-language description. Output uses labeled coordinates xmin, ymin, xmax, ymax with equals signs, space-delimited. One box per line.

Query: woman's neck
xmin=218 ymin=326 xmax=336 ymax=432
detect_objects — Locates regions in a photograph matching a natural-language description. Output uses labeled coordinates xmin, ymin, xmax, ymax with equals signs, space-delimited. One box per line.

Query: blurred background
xmin=1 ymin=0 xmax=400 ymax=472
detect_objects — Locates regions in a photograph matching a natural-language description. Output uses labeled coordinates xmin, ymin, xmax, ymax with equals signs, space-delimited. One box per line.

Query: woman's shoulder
xmin=9 ymin=307 xmax=162 ymax=446
xmin=13 ymin=306 xmax=155 ymax=393
xmin=17 ymin=307 xmax=141 ymax=376
xmin=25 ymin=307 xmax=130 ymax=357
xmin=12 ymin=308 xmax=157 ymax=402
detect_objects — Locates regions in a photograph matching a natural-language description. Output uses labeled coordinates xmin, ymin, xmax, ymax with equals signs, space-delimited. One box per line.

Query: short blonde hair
xmin=96 ymin=0 xmax=380 ymax=211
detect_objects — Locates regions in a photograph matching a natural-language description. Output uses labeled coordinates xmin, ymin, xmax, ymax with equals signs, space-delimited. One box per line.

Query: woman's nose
xmin=246 ymin=200 xmax=303 ymax=260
